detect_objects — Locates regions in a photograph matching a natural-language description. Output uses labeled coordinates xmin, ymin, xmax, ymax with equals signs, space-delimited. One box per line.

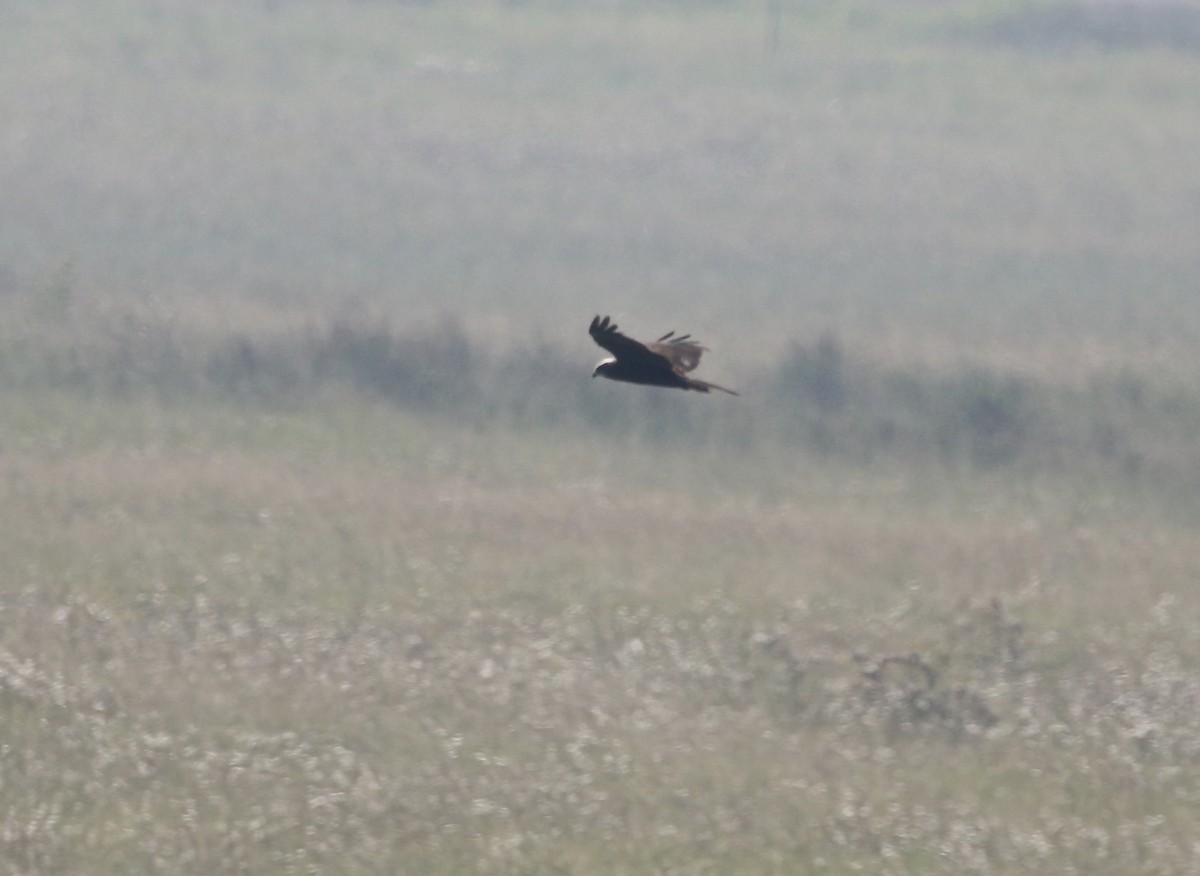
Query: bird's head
xmin=592 ymin=358 xmax=616 ymax=379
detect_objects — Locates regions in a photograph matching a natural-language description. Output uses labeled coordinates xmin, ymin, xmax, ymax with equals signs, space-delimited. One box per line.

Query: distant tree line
xmin=5 ymin=301 xmax=1197 ymax=487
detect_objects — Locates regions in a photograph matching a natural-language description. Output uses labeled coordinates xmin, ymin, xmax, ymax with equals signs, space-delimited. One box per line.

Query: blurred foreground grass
xmin=2 ymin=386 xmax=1199 ymax=873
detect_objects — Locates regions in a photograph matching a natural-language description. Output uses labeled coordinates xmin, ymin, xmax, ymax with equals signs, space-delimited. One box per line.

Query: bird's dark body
xmin=593 ymin=360 xmax=695 ymax=391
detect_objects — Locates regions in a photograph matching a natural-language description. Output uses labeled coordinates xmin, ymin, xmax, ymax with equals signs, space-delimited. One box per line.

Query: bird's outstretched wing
xmin=646 ymin=334 xmax=707 ymax=374
xmin=589 ymin=315 xmax=672 ymax=371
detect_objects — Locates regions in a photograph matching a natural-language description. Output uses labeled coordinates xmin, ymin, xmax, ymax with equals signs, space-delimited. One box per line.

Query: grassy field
xmin=3 ymin=390 xmax=1200 ymax=873
xmin=4 ymin=0 xmax=1200 ymax=872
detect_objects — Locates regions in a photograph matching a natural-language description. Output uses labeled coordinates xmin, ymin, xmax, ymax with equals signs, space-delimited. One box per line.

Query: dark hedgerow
xmin=313 ymin=317 xmax=481 ymax=412
xmin=775 ymin=332 xmax=848 ymax=415
xmin=969 ymin=1 xmax=1200 ymax=54
xmin=939 ymin=372 xmax=1036 ymax=469
xmin=1 ymin=303 xmax=1194 ymax=483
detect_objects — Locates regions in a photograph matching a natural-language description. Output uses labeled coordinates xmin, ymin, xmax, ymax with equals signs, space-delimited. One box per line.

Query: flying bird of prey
xmin=588 ymin=315 xmax=738 ymax=395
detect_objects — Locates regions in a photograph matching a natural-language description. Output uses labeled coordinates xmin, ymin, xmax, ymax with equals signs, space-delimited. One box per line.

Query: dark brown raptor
xmin=588 ymin=315 xmax=738 ymax=395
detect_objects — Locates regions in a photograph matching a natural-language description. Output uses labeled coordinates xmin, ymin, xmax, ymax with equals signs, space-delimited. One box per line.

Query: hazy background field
xmin=3 ymin=0 xmax=1200 ymax=872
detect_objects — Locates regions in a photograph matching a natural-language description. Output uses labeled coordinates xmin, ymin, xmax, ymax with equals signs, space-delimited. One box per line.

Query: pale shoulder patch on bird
xmin=588 ymin=315 xmax=738 ymax=395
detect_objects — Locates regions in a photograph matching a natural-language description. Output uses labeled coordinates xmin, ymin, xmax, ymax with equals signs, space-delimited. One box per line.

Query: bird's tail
xmin=687 ymin=378 xmax=739 ymax=396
